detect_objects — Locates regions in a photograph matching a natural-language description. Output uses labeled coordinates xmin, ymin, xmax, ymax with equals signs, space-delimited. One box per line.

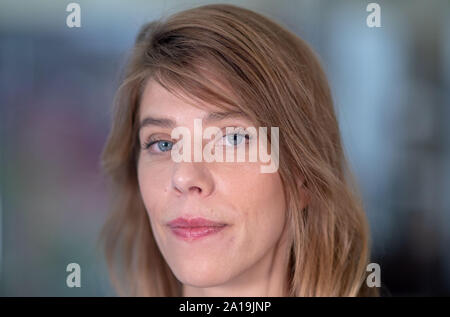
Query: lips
xmin=167 ymin=217 xmax=228 ymax=241
xmin=167 ymin=217 xmax=226 ymax=228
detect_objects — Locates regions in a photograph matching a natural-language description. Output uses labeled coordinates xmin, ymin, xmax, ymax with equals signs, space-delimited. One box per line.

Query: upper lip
xmin=167 ymin=217 xmax=227 ymax=228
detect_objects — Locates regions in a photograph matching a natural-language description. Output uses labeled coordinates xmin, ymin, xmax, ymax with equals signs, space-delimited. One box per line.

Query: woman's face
xmin=137 ymin=79 xmax=289 ymax=289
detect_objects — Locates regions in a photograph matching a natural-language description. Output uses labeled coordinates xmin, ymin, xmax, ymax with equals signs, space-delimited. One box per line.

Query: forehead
xmin=139 ymin=79 xmax=205 ymax=117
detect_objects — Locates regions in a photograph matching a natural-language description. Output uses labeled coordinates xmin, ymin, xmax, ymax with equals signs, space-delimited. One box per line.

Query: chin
xmin=172 ymin=262 xmax=231 ymax=288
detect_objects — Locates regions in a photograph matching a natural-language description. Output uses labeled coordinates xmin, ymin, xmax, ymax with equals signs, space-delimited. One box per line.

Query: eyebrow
xmin=138 ymin=110 xmax=248 ymax=131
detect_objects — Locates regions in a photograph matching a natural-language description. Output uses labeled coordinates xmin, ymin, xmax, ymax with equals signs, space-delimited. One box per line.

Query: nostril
xmin=189 ymin=186 xmax=202 ymax=194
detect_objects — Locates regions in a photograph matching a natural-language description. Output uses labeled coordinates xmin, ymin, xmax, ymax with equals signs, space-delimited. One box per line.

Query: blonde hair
xmin=100 ymin=3 xmax=378 ymax=296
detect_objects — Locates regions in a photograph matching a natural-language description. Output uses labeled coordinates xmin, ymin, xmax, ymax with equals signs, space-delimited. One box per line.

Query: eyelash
xmin=142 ymin=137 xmax=168 ymax=151
xmin=142 ymin=128 xmax=252 ymax=155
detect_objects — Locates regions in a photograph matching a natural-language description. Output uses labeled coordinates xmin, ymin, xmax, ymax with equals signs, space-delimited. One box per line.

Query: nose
xmin=171 ymin=161 xmax=215 ymax=197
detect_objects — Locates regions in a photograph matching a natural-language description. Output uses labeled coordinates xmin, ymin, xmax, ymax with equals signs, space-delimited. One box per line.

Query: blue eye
xmin=224 ymin=133 xmax=250 ymax=146
xmin=145 ymin=140 xmax=173 ymax=153
xmin=156 ymin=140 xmax=173 ymax=152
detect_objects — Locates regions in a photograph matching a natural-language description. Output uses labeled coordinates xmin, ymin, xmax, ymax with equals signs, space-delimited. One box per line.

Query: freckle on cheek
xmin=226 ymin=236 xmax=235 ymax=250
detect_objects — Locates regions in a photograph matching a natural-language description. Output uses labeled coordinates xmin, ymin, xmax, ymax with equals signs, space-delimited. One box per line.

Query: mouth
xmin=167 ymin=217 xmax=228 ymax=241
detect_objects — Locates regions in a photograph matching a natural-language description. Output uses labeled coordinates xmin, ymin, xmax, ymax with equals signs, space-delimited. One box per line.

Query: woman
xmin=100 ymin=3 xmax=378 ymax=297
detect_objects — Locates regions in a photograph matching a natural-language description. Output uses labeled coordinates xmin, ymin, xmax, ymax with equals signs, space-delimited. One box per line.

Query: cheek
xmin=249 ymin=174 xmax=285 ymax=231
xmin=218 ymin=166 xmax=286 ymax=244
xmin=137 ymin=160 xmax=171 ymax=219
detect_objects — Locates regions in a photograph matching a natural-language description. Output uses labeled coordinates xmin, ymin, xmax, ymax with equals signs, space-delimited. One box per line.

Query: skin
xmin=137 ymin=79 xmax=292 ymax=296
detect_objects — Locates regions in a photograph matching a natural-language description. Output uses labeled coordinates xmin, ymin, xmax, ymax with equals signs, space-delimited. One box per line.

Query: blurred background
xmin=0 ymin=0 xmax=449 ymax=296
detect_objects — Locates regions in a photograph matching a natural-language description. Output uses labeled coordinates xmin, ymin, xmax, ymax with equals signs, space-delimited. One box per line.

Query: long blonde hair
xmin=100 ymin=3 xmax=377 ymax=296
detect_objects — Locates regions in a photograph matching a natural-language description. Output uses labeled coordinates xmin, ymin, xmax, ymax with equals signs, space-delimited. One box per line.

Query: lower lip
xmin=169 ymin=225 xmax=227 ymax=241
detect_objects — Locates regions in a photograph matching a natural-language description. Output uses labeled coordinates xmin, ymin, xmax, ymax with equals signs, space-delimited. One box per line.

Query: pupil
xmin=229 ymin=134 xmax=242 ymax=145
xmin=158 ymin=141 xmax=172 ymax=151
